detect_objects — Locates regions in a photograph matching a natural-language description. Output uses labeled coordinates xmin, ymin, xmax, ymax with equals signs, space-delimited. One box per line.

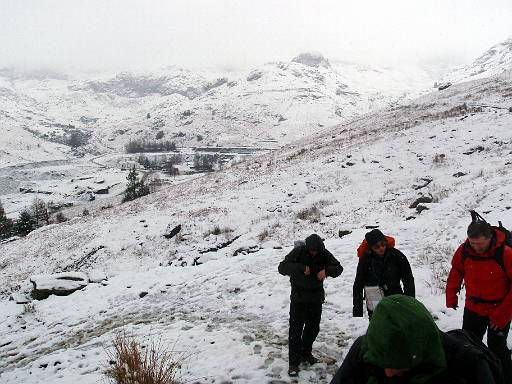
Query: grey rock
xmin=409 ymin=196 xmax=433 ymax=209
xmin=30 ymin=272 xmax=89 ymax=300
xmin=416 ymin=204 xmax=430 ymax=213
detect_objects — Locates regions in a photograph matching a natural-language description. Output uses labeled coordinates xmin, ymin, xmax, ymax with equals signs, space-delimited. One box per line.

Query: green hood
xmin=361 ymin=295 xmax=446 ymax=384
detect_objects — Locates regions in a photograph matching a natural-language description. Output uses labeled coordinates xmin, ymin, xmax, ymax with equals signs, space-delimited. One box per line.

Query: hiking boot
xmin=301 ymin=354 xmax=319 ymax=365
xmin=288 ymin=364 xmax=299 ymax=377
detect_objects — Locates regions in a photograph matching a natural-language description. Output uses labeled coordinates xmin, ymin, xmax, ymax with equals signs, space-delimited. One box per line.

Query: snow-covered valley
xmin=1 ymin=54 xmax=512 ymax=383
xmin=0 ymin=53 xmax=441 ymax=168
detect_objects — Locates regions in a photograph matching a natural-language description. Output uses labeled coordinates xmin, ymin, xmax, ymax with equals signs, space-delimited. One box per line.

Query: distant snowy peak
xmin=70 ymin=70 xmax=219 ymax=99
xmin=291 ymin=52 xmax=331 ymax=68
xmin=443 ymin=38 xmax=512 ymax=84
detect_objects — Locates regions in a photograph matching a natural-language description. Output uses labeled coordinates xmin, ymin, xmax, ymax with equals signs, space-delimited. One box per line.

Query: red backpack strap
xmin=385 ymin=236 xmax=395 ymax=248
xmin=357 ymin=239 xmax=368 ymax=258
xmin=357 ymin=235 xmax=395 ymax=257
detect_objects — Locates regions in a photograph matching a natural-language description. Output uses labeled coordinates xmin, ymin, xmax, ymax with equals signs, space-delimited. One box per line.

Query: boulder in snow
xmin=164 ymin=224 xmax=182 ymax=239
xmin=416 ymin=204 xmax=430 ymax=214
xmin=93 ymin=187 xmax=110 ymax=194
xmin=409 ymin=195 xmax=433 ymax=209
xmin=30 ymin=272 xmax=89 ymax=300
xmin=437 ymin=82 xmax=452 ymax=91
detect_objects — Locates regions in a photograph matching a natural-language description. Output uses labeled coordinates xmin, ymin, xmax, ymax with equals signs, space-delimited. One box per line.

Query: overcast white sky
xmin=1 ymin=0 xmax=511 ymax=72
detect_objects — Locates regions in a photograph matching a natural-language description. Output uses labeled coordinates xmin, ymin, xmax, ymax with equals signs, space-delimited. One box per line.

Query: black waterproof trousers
xmin=462 ymin=308 xmax=512 ymax=383
xmin=289 ymin=301 xmax=322 ymax=365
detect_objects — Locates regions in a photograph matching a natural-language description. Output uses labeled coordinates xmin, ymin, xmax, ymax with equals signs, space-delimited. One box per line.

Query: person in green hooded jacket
xmin=330 ymin=295 xmax=504 ymax=384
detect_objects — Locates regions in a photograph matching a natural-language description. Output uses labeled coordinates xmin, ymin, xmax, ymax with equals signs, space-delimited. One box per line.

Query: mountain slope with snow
xmin=0 ymin=57 xmax=438 ymax=167
xmin=1 ymin=68 xmax=511 ymax=383
xmin=442 ymin=38 xmax=512 ymax=84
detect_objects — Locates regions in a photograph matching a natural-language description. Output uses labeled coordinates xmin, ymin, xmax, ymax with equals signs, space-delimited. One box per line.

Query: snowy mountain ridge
xmin=0 ymin=54 xmax=439 ymax=167
xmin=442 ymin=37 xmax=512 ymax=84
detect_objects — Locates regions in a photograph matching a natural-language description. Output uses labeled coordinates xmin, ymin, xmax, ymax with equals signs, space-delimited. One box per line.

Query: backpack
xmin=357 ymin=235 xmax=395 ymax=258
xmin=446 ymin=329 xmax=505 ymax=384
xmin=461 ymin=211 xmax=512 ymax=273
xmin=294 ymin=240 xmax=306 ymax=249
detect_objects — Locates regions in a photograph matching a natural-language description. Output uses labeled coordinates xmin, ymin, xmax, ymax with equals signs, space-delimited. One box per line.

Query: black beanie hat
xmin=365 ymin=229 xmax=385 ymax=248
xmin=305 ymin=234 xmax=325 ymax=252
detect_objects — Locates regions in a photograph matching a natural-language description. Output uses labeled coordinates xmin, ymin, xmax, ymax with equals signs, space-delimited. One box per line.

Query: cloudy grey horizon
xmin=1 ymin=0 xmax=511 ymax=73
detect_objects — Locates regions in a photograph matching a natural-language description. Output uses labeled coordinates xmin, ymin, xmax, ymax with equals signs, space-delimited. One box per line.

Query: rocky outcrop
xmin=30 ymin=272 xmax=89 ymax=300
xmin=292 ymin=53 xmax=331 ymax=68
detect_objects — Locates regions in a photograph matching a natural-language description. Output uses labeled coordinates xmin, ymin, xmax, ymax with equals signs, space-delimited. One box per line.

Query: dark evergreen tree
xmin=0 ymin=200 xmax=13 ymax=239
xmin=122 ymin=166 xmax=150 ymax=203
xmin=15 ymin=209 xmax=37 ymax=237
xmin=137 ymin=177 xmax=150 ymax=198
xmin=123 ymin=166 xmax=139 ymax=202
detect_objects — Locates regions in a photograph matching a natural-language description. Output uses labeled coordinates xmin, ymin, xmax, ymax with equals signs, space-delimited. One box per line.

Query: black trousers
xmin=462 ymin=308 xmax=512 ymax=383
xmin=288 ymin=301 xmax=322 ymax=365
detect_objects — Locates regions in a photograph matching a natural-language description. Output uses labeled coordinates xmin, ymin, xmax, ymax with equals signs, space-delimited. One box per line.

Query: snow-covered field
xmin=1 ymin=61 xmax=512 ymax=383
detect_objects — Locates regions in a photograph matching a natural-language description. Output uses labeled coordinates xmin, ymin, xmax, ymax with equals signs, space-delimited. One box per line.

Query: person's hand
xmin=317 ymin=269 xmax=326 ymax=281
xmin=446 ymin=296 xmax=458 ymax=310
xmin=490 ymin=322 xmax=500 ymax=331
xmin=304 ymin=266 xmax=310 ymax=276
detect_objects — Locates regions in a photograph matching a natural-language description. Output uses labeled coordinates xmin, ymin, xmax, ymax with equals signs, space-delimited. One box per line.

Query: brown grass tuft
xmin=104 ymin=333 xmax=181 ymax=384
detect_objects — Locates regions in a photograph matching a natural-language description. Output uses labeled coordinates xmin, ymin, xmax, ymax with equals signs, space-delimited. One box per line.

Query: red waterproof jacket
xmin=446 ymin=229 xmax=512 ymax=328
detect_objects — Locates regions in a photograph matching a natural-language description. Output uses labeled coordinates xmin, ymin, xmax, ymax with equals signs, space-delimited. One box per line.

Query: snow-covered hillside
xmin=1 ymin=66 xmax=511 ymax=383
xmin=442 ymin=37 xmax=512 ymax=84
xmin=0 ymin=55 xmax=438 ymax=167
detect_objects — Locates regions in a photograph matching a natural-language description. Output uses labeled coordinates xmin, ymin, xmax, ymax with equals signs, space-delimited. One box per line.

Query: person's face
xmin=371 ymin=240 xmax=387 ymax=256
xmin=308 ymin=249 xmax=318 ymax=257
xmin=384 ymin=368 xmax=411 ymax=377
xmin=468 ymin=236 xmax=492 ymax=254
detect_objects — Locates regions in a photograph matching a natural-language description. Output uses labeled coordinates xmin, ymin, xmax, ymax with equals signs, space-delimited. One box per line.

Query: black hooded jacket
xmin=278 ymin=234 xmax=343 ymax=303
xmin=353 ymin=247 xmax=415 ymax=316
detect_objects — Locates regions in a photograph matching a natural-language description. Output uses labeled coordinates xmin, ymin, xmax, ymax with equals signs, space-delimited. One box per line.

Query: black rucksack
xmin=461 ymin=210 xmax=512 ymax=273
xmin=446 ymin=329 xmax=505 ymax=384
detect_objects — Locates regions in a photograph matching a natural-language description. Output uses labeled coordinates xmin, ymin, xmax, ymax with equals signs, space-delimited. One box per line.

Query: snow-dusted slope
xmin=442 ymin=38 xmax=512 ymax=84
xmin=1 ymin=69 xmax=511 ymax=383
xmin=0 ymin=56 xmax=438 ymax=167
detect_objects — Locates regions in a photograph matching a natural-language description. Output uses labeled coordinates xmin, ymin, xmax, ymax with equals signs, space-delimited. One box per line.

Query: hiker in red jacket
xmin=446 ymin=219 xmax=512 ymax=382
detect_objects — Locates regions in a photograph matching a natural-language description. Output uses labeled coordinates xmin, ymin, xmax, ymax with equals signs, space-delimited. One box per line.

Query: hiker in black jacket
xmin=278 ymin=233 xmax=343 ymax=377
xmin=331 ymin=295 xmax=504 ymax=384
xmin=353 ymin=229 xmax=415 ymax=318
